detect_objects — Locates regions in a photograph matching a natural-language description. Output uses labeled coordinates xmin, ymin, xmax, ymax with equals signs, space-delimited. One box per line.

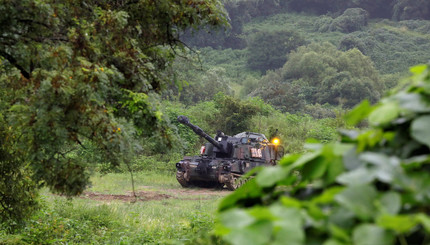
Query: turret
xmin=177 ymin=115 xmax=228 ymax=153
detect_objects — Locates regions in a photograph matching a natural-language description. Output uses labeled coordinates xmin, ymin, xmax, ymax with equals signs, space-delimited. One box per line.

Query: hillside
xmin=177 ymin=2 xmax=430 ymax=114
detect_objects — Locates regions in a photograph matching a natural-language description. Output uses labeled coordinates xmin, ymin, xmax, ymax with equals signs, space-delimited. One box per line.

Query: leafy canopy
xmin=0 ymin=0 xmax=227 ymax=227
xmin=282 ymin=42 xmax=383 ymax=108
xmin=247 ymin=29 xmax=305 ymax=73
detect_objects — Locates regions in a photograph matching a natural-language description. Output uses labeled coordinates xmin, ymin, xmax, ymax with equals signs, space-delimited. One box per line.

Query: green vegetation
xmin=246 ymin=29 xmax=305 ymax=73
xmin=178 ymin=2 xmax=430 ymax=117
xmin=217 ymin=65 xmax=430 ymax=245
xmin=0 ymin=172 xmax=222 ymax=244
xmin=0 ymin=0 xmax=227 ymax=228
xmin=3 ymin=0 xmax=430 ymax=244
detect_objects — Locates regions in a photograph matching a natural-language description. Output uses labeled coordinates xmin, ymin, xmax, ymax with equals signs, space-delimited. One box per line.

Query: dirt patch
xmin=163 ymin=188 xmax=230 ymax=198
xmin=80 ymin=191 xmax=172 ymax=202
xmin=80 ymin=187 xmax=230 ymax=202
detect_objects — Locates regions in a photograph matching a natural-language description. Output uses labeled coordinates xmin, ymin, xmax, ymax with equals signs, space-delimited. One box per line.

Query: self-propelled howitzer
xmin=175 ymin=116 xmax=284 ymax=190
xmin=177 ymin=115 xmax=226 ymax=153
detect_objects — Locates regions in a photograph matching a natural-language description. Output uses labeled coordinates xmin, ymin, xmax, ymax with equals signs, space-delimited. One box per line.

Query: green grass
xmin=1 ymin=171 xmax=225 ymax=244
xmin=88 ymin=171 xmax=179 ymax=194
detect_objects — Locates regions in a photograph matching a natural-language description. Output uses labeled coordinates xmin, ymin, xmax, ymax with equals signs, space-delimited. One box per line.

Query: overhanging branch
xmin=0 ymin=50 xmax=30 ymax=79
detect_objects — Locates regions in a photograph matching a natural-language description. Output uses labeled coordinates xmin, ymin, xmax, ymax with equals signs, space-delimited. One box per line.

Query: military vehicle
xmin=175 ymin=116 xmax=284 ymax=190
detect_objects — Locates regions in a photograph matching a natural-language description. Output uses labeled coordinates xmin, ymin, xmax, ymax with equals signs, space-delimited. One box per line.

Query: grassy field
xmin=0 ymin=171 xmax=228 ymax=245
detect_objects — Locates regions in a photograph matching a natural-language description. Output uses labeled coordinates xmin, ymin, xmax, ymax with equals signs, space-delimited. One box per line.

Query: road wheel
xmin=226 ymin=175 xmax=243 ymax=191
xmin=176 ymin=171 xmax=190 ymax=188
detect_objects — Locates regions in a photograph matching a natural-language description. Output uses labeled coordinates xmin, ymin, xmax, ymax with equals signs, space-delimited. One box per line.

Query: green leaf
xmin=300 ymin=145 xmax=335 ymax=181
xmin=332 ymin=143 xmax=355 ymax=156
xmin=280 ymin=196 xmax=302 ymax=208
xmin=378 ymin=192 xmax=401 ymax=215
xmin=279 ymin=154 xmax=302 ymax=167
xmin=335 ymin=185 xmax=378 ymax=220
xmin=410 ymin=64 xmax=427 ymax=75
xmin=323 ymin=239 xmax=348 ymax=245
xmin=343 ymin=147 xmax=361 ymax=170
xmin=336 ymin=167 xmax=375 ymax=186
xmin=300 ymin=156 xmax=328 ymax=181
xmin=329 ymin=224 xmax=351 ymax=243
xmin=325 ymin=158 xmax=345 ymax=184
xmin=345 ymin=100 xmax=373 ymax=126
xmin=356 ymin=129 xmax=384 ymax=152
xmin=402 ymin=155 xmax=430 ymax=170
xmin=376 ymin=214 xmax=418 ymax=233
xmin=395 ymin=172 xmax=430 ymax=200
xmin=411 ymin=115 xmax=430 ymax=148
xmin=360 ymin=152 xmax=400 ymax=183
xmin=416 ymin=214 xmax=430 ymax=232
xmin=352 ymin=224 xmax=395 ymax=245
xmin=224 ymin=220 xmax=273 ymax=245
xmin=256 ymin=166 xmax=289 ymax=188
xmin=248 ymin=207 xmax=276 ymax=221
xmin=395 ymin=92 xmax=430 ymax=113
xmin=220 ymin=208 xmax=255 ymax=229
xmin=311 ymin=186 xmax=344 ymax=204
xmin=368 ymin=101 xmax=399 ymax=126
xmin=288 ymin=151 xmax=321 ymax=170
xmin=305 ymin=203 xmax=325 ymax=220
xmin=328 ymin=207 xmax=356 ymax=229
xmin=270 ymin=206 xmax=304 ymax=245
xmin=218 ymin=179 xmax=263 ymax=211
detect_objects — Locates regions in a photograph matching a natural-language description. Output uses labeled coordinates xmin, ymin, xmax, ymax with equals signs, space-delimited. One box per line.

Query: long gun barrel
xmin=177 ymin=115 xmax=224 ymax=150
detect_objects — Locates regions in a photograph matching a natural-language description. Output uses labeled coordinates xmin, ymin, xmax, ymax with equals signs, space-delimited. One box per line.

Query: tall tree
xmin=247 ymin=29 xmax=305 ymax=73
xmin=0 ymin=0 xmax=227 ymax=227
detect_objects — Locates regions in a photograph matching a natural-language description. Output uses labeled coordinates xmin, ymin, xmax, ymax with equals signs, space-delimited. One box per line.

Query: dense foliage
xmin=253 ymin=42 xmax=383 ymax=109
xmin=246 ymin=29 xmax=305 ymax=73
xmin=0 ymin=170 xmax=219 ymax=244
xmin=178 ymin=1 xmax=430 ymax=116
xmin=3 ymin=0 xmax=430 ymax=242
xmin=217 ymin=64 xmax=430 ymax=245
xmin=0 ymin=0 xmax=227 ymax=227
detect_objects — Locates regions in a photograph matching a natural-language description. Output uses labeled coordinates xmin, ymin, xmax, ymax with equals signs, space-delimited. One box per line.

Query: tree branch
xmin=17 ymin=18 xmax=50 ymax=29
xmin=0 ymin=50 xmax=30 ymax=79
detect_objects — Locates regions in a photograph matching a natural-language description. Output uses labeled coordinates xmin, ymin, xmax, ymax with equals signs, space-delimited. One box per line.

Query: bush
xmin=338 ymin=34 xmax=367 ymax=54
xmin=0 ymin=114 xmax=39 ymax=231
xmin=303 ymin=103 xmax=339 ymax=119
xmin=248 ymin=110 xmax=344 ymax=153
xmin=249 ymin=70 xmax=305 ymax=113
xmin=313 ymin=15 xmax=334 ymax=32
xmin=392 ymin=0 xmax=430 ymax=20
xmin=246 ymin=29 xmax=305 ymax=73
xmin=286 ymin=0 xmax=349 ymax=15
xmin=281 ymin=42 xmax=382 ymax=107
xmin=341 ymin=24 xmax=430 ymax=74
xmin=217 ymin=64 xmax=430 ymax=245
xmin=330 ymin=8 xmax=369 ymax=33
xmin=213 ymin=93 xmax=261 ymax=135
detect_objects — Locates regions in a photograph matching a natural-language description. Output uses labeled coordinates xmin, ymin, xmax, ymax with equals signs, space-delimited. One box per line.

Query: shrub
xmin=246 ymin=29 xmax=305 ymax=73
xmin=330 ymin=8 xmax=369 ymax=33
xmin=0 ymin=114 xmax=39 ymax=231
xmin=392 ymin=0 xmax=430 ymax=20
xmin=313 ymin=15 xmax=334 ymax=32
xmin=302 ymin=103 xmax=338 ymax=119
xmin=281 ymin=42 xmax=382 ymax=108
xmin=341 ymin=25 xmax=430 ymax=74
xmin=217 ymin=64 xmax=430 ymax=245
xmin=250 ymin=70 xmax=305 ymax=113
xmin=338 ymin=34 xmax=367 ymax=54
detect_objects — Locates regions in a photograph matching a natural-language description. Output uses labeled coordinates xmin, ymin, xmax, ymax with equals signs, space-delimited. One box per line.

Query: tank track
xmin=176 ymin=171 xmax=190 ymax=188
xmin=225 ymin=174 xmax=248 ymax=191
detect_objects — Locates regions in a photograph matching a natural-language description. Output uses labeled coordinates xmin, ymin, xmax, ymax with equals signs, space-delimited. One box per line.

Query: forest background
xmin=2 ymin=0 xmax=430 ymax=244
